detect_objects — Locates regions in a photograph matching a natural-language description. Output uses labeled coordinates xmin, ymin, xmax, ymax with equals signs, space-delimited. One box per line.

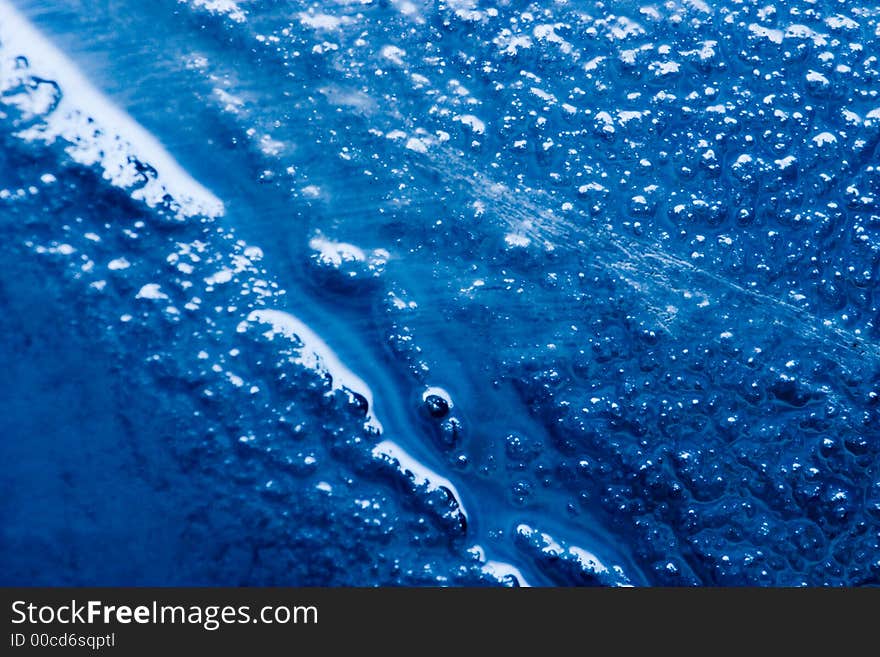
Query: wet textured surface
xmin=1 ymin=0 xmax=879 ymax=586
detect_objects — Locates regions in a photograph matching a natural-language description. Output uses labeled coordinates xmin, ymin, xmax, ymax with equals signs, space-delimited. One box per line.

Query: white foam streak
xmin=0 ymin=1 xmax=224 ymax=219
xmin=247 ymin=309 xmax=383 ymax=433
xmin=483 ymin=560 xmax=531 ymax=587
xmin=371 ymin=439 xmax=467 ymax=520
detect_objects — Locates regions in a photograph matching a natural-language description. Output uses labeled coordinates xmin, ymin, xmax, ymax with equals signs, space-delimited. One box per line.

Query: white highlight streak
xmin=0 ymin=1 xmax=224 ymax=219
xmin=371 ymin=439 xmax=467 ymax=520
xmin=247 ymin=309 xmax=382 ymax=433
